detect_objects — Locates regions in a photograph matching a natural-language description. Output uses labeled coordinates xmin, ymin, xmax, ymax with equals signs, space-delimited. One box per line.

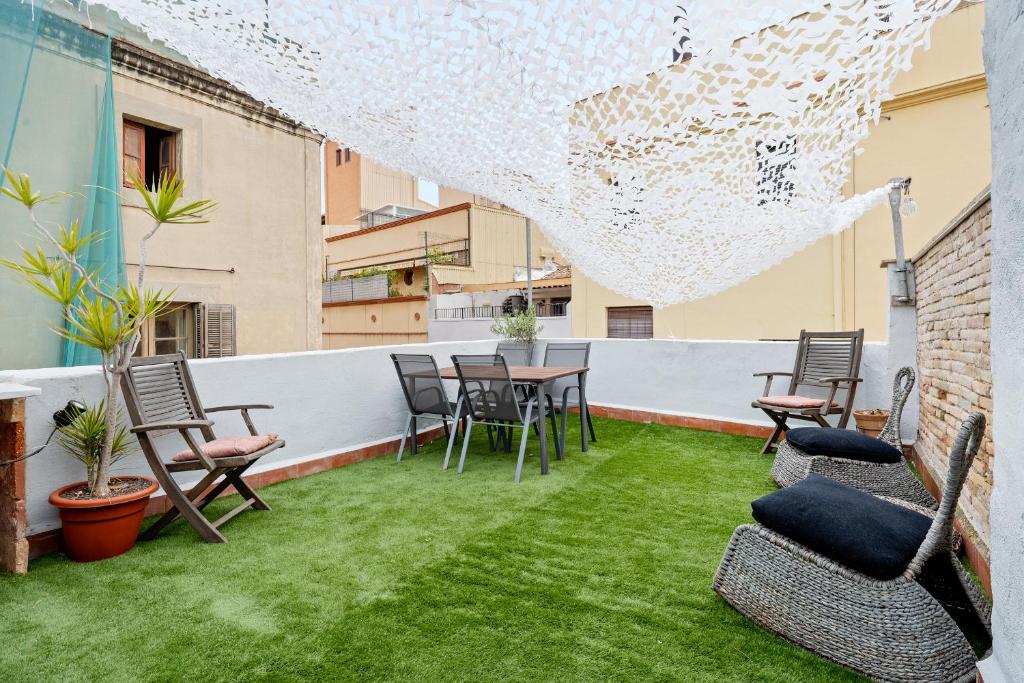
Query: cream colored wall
xmin=359 ymin=158 xmax=473 ymax=213
xmin=432 ymin=206 xmax=555 ymax=286
xmin=114 ymin=69 xmax=323 ymax=356
xmin=322 ymin=299 xmax=427 ymax=349
xmin=325 ymin=208 xmax=471 ymax=273
xmin=572 ymin=3 xmax=988 ymax=342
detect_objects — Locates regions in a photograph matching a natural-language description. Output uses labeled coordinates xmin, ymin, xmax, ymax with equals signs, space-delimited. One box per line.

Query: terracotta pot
xmin=853 ymin=409 xmax=889 ymax=438
xmin=48 ymin=476 xmax=158 ymax=562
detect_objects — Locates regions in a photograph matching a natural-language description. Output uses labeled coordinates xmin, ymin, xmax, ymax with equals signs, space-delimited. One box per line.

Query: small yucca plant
xmin=55 ymin=402 xmax=135 ymax=493
xmin=1 ymin=168 xmax=214 ymax=497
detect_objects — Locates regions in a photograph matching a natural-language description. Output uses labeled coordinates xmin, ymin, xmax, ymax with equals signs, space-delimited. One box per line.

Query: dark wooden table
xmin=437 ymin=365 xmax=589 ymax=475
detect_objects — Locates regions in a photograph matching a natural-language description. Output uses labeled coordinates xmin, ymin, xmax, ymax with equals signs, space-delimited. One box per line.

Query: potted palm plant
xmin=1 ymin=169 xmax=214 ymax=561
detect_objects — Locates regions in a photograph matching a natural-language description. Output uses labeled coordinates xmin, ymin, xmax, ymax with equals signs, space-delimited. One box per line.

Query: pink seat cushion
xmin=173 ymin=433 xmax=278 ymax=462
xmin=758 ymin=395 xmax=840 ymax=410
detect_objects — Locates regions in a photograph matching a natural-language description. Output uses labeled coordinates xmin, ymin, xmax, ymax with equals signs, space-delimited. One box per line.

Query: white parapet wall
xmin=1 ymin=338 xmax=888 ymax=535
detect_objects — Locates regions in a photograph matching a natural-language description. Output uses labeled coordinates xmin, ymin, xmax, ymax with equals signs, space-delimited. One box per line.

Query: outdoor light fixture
xmin=900 ymin=185 xmax=918 ymax=218
xmin=0 ymin=400 xmax=86 ymax=466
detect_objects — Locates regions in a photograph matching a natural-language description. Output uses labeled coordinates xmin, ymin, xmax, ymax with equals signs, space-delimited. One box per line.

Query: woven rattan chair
xmin=714 ymin=413 xmax=991 ymax=683
xmin=752 ymin=329 xmax=865 ymax=454
xmin=390 ymin=353 xmax=462 ymax=462
xmin=121 ymin=352 xmax=284 ymax=543
xmin=542 ymin=341 xmax=595 ymax=453
xmin=772 ymin=366 xmax=936 ymax=507
xmin=443 ymin=354 xmax=557 ymax=482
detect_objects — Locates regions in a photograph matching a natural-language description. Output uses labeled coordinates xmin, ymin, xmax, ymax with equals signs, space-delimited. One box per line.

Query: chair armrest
xmin=754 ymin=372 xmax=793 ymax=397
xmin=204 ymin=404 xmax=274 ymax=413
xmin=819 ymin=377 xmax=863 ymax=384
xmin=203 ymin=404 xmax=273 ymax=436
xmin=130 ymin=419 xmax=213 ymax=434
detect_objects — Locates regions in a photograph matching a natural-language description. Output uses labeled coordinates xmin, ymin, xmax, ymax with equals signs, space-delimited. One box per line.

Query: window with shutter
xmin=123 ymin=121 xmax=144 ymax=187
xmin=202 ymin=304 xmax=237 ymax=358
xmin=607 ymin=306 xmax=653 ymax=339
xmin=123 ymin=118 xmax=178 ymax=187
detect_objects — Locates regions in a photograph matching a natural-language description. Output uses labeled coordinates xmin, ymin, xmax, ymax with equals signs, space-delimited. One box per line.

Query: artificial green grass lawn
xmin=0 ymin=418 xmax=866 ymax=682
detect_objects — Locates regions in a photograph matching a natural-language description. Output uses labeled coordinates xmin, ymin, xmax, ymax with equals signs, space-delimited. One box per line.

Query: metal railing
xmin=322 ymin=273 xmax=389 ymax=303
xmin=434 ymin=301 xmax=567 ymax=320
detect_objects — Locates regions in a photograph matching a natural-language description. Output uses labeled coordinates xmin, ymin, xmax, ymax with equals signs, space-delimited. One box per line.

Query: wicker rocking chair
xmin=772 ymin=366 xmax=936 ymax=508
xmin=714 ymin=413 xmax=991 ymax=683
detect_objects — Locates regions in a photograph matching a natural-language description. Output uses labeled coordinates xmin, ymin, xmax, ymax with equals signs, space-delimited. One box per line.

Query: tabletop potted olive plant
xmin=491 ymin=304 xmax=543 ymax=360
xmin=1 ymin=169 xmax=214 ymax=561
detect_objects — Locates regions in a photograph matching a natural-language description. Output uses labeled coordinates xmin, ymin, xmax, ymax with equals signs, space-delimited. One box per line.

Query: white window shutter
xmin=203 ymin=304 xmax=237 ymax=357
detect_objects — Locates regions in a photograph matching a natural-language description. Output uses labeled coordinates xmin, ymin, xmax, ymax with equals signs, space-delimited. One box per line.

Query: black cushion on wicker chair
xmin=784 ymin=427 xmax=903 ymax=464
xmin=751 ymin=474 xmax=932 ymax=580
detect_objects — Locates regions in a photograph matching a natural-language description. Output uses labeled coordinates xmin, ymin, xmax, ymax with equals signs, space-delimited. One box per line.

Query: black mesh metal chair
xmin=444 ymin=354 xmax=557 ymax=482
xmin=390 ymin=353 xmax=461 ymax=462
xmin=542 ymin=342 xmax=595 ymax=454
xmin=495 ymin=341 xmax=533 ymax=366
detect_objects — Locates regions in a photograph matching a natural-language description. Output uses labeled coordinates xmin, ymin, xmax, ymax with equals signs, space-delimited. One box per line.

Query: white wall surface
xmin=428 ymin=315 xmax=573 ymax=344
xmin=978 ymin=3 xmax=1024 ymax=681
xmin=2 ymin=338 xmax=888 ymax=535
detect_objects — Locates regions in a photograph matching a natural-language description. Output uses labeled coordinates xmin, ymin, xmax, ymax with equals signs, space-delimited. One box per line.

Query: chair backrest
xmin=877 ymin=366 xmax=915 ymax=448
xmin=790 ymin=329 xmax=865 ymax=393
xmin=390 ymin=353 xmax=452 ymax=416
xmin=452 ymin=354 xmax=524 ymax=423
xmin=907 ymin=412 xmax=986 ymax=576
xmin=543 ymin=342 xmax=590 ymax=399
xmin=496 ymin=342 xmax=533 ymax=367
xmin=121 ymin=352 xmax=213 ymax=442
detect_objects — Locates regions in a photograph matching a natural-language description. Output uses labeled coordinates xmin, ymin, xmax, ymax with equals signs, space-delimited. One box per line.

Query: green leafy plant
xmin=55 ymin=401 xmax=135 ymax=493
xmin=427 ymin=246 xmax=454 ymax=265
xmin=490 ymin=305 xmax=543 ymax=344
xmin=1 ymin=168 xmax=215 ymax=497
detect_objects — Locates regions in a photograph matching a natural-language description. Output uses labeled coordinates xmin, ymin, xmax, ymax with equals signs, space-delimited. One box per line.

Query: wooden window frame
xmin=122 ymin=120 xmax=145 ymax=188
xmin=123 ymin=118 xmax=179 ymax=188
xmin=136 ymin=304 xmax=196 ymax=357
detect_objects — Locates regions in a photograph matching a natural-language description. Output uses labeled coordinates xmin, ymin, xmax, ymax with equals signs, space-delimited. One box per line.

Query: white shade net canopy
xmin=91 ymin=0 xmax=959 ymax=306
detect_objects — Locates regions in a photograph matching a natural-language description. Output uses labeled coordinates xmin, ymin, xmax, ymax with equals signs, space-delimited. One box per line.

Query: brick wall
xmin=914 ymin=188 xmax=993 ymax=557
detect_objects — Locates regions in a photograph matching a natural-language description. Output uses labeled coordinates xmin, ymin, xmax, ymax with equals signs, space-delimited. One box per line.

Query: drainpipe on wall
xmin=525 ymin=217 xmax=533 ymax=308
xmin=888 ymin=176 xmax=916 ymax=306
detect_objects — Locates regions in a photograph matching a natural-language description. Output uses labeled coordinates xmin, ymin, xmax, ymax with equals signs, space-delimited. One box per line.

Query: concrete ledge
xmin=587 ymin=404 xmax=774 ymax=439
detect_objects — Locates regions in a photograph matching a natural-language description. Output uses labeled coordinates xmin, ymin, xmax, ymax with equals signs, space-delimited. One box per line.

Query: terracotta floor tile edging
xmin=27 ymin=425 xmax=447 ymax=560
xmin=585 ymin=404 xmax=775 ymax=439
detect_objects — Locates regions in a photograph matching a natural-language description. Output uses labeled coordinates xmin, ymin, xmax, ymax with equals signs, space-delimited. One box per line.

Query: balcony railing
xmin=434 ymin=301 xmax=568 ymax=320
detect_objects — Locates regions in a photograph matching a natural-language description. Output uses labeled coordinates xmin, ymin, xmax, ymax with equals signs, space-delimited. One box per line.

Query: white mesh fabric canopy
xmin=91 ymin=0 xmax=959 ymax=306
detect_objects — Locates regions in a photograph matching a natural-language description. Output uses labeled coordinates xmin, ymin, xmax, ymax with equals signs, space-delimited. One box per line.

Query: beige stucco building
xmin=114 ymin=43 xmax=323 ymax=360
xmin=570 ymin=2 xmax=988 ymax=342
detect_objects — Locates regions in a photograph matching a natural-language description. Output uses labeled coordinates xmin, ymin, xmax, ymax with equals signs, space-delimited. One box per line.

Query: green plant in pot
xmin=491 ymin=304 xmax=543 ymax=359
xmin=1 ymin=168 xmax=214 ymax=562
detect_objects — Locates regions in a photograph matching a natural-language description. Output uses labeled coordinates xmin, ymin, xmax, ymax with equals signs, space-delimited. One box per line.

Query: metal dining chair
xmin=444 ymin=354 xmax=558 ymax=482
xmin=390 ymin=353 xmax=462 ymax=462
xmin=542 ymin=342 xmax=595 ymax=454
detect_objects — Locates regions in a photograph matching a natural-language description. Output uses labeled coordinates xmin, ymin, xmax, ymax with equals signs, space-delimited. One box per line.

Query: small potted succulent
xmin=1 ymin=168 xmax=214 ymax=561
xmin=853 ymin=408 xmax=889 ymax=438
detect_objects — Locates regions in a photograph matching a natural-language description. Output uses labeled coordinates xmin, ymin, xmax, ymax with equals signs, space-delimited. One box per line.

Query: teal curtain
xmin=0 ymin=0 xmax=125 ymax=369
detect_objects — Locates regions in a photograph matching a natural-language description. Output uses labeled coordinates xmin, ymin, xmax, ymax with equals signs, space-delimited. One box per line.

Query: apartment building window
xmin=336 ymin=148 xmax=342 ymax=165
xmin=335 ymin=147 xmax=351 ymax=165
xmin=134 ymin=303 xmax=237 ymax=358
xmin=123 ymin=119 xmax=178 ymax=187
xmin=345 ymin=147 xmax=351 ymax=162
xmin=135 ymin=305 xmax=194 ymax=357
xmin=607 ymin=306 xmax=653 ymax=339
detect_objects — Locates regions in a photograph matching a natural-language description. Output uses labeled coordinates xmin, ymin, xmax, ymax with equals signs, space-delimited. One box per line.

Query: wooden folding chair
xmin=120 ymin=352 xmax=284 ymax=543
xmin=751 ymin=329 xmax=864 ymax=455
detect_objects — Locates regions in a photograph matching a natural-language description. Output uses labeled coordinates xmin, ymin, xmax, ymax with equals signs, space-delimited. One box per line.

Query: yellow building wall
xmin=571 ymin=2 xmax=988 ymax=342
xmin=322 ymin=298 xmax=428 ymax=349
xmin=113 ymin=61 xmax=323 ymax=357
xmin=325 ymin=207 xmax=471 ymax=273
xmin=432 ymin=206 xmax=556 ymax=286
xmin=359 ymin=157 xmax=474 ymax=213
